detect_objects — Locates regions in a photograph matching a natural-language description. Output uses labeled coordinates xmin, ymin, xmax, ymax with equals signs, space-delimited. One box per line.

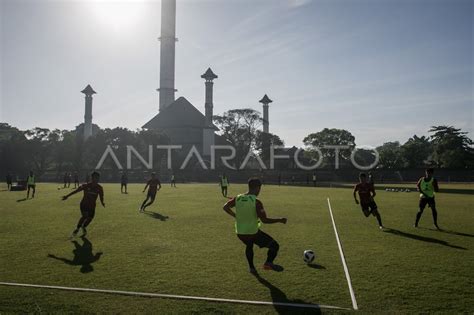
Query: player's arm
xmin=143 ymin=181 xmax=149 ymax=192
xmin=99 ymin=188 xmax=105 ymax=207
xmin=158 ymin=180 xmax=162 ymax=191
xmin=62 ymin=185 xmax=84 ymax=200
xmin=222 ymin=198 xmax=236 ymax=218
xmin=433 ymin=178 xmax=439 ymax=192
xmin=353 ymin=186 xmax=359 ymax=204
xmin=257 ymin=201 xmax=286 ymax=224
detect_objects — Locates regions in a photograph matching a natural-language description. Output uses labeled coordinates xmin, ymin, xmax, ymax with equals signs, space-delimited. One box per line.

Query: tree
xmin=213 ymin=109 xmax=263 ymax=166
xmin=255 ymin=131 xmax=284 ymax=161
xmin=376 ymin=141 xmax=404 ymax=169
xmin=303 ymin=128 xmax=356 ymax=167
xmin=401 ymin=135 xmax=432 ymax=168
xmin=429 ymin=126 xmax=473 ymax=168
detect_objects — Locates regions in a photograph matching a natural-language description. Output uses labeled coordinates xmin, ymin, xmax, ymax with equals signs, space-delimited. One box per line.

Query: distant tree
xmin=214 ymin=109 xmax=263 ymax=166
xmin=429 ymin=126 xmax=473 ymax=168
xmin=24 ymin=127 xmax=57 ymax=176
xmin=255 ymin=131 xmax=284 ymax=161
xmin=401 ymin=135 xmax=432 ymax=168
xmin=303 ymin=128 xmax=356 ymax=167
xmin=376 ymin=141 xmax=404 ymax=169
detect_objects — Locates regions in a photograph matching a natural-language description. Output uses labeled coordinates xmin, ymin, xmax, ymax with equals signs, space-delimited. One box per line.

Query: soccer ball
xmin=303 ymin=250 xmax=315 ymax=264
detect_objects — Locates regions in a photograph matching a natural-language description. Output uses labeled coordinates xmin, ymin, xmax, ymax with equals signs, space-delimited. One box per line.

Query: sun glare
xmin=87 ymin=1 xmax=146 ymax=32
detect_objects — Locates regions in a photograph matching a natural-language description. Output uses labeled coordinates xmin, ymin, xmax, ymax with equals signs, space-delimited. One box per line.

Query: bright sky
xmin=1 ymin=0 xmax=472 ymax=147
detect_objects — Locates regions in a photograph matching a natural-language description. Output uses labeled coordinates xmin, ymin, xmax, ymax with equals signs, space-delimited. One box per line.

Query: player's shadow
xmin=307 ymin=263 xmax=326 ymax=270
xmin=384 ymin=228 xmax=467 ymax=250
xmin=419 ymin=227 xmax=474 ymax=238
xmin=253 ymin=273 xmax=321 ymax=314
xmin=47 ymin=236 xmax=102 ymax=273
xmin=143 ymin=210 xmax=169 ymax=221
xmin=16 ymin=198 xmax=28 ymax=202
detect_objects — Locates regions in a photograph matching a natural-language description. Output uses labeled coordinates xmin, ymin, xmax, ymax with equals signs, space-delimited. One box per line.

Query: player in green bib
xmin=223 ymin=178 xmax=287 ymax=274
xmin=220 ymin=174 xmax=229 ymax=197
xmin=415 ymin=168 xmax=440 ymax=229
xmin=26 ymin=171 xmax=36 ymax=199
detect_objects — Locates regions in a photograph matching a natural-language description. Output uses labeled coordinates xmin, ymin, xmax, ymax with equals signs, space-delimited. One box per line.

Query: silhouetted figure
xmin=140 ymin=172 xmax=161 ymax=212
xmin=6 ymin=173 xmax=12 ymax=191
xmin=48 ymin=236 xmax=102 ymax=273
xmin=121 ymin=171 xmax=128 ymax=194
xmin=67 ymin=172 xmax=72 ymax=188
xmin=312 ymin=173 xmax=317 ymax=187
xmin=26 ymin=171 xmax=36 ymax=199
xmin=220 ymin=174 xmax=229 ymax=197
xmin=170 ymin=174 xmax=176 ymax=187
xmin=63 ymin=172 xmax=68 ymax=188
xmin=74 ymin=172 xmax=79 ymax=188
xmin=353 ymin=172 xmax=383 ymax=229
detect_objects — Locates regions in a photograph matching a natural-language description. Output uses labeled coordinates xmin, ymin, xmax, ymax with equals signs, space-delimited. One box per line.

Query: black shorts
xmin=361 ymin=201 xmax=378 ymax=217
xmin=147 ymin=191 xmax=157 ymax=200
xmin=80 ymin=203 xmax=96 ymax=219
xmin=121 ymin=183 xmax=127 ymax=187
xmin=238 ymin=230 xmax=275 ymax=248
xmin=27 ymin=184 xmax=36 ymax=189
xmin=419 ymin=197 xmax=435 ymax=209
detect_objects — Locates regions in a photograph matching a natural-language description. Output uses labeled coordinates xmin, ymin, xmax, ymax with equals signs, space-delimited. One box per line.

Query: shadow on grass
xmin=144 ymin=210 xmax=169 ymax=221
xmin=253 ymin=273 xmax=322 ymax=314
xmin=307 ymin=263 xmax=326 ymax=270
xmin=16 ymin=198 xmax=28 ymax=202
xmin=384 ymin=228 xmax=467 ymax=250
xmin=47 ymin=236 xmax=102 ymax=273
xmin=419 ymin=227 xmax=474 ymax=238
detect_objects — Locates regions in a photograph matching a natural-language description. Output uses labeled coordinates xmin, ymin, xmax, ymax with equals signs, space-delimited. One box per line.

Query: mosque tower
xmin=259 ymin=94 xmax=272 ymax=133
xmin=81 ymin=84 xmax=96 ymax=140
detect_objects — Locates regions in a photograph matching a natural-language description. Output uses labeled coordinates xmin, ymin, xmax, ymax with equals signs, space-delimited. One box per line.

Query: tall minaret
xmin=259 ymin=94 xmax=272 ymax=133
xmin=158 ymin=0 xmax=177 ymax=111
xmin=81 ymin=84 xmax=96 ymax=140
xmin=201 ymin=67 xmax=218 ymax=156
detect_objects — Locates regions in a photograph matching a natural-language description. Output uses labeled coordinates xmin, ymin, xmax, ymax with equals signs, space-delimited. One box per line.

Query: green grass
xmin=0 ymin=183 xmax=473 ymax=314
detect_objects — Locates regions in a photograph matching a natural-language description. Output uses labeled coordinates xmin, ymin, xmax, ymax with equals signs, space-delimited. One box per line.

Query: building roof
xmin=142 ymin=96 xmax=218 ymax=130
xmin=81 ymin=84 xmax=96 ymax=95
xmin=201 ymin=67 xmax=218 ymax=81
xmin=259 ymin=94 xmax=272 ymax=104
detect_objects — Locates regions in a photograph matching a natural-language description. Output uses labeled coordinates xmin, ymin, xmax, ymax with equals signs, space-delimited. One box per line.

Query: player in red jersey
xmin=140 ymin=172 xmax=162 ymax=212
xmin=353 ymin=173 xmax=384 ymax=229
xmin=62 ymin=171 xmax=105 ymax=237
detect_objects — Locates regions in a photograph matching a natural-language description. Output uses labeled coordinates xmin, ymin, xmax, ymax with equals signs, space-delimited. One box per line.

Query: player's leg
xmin=429 ymin=199 xmax=439 ymax=229
xmin=415 ymin=199 xmax=427 ymax=227
xmin=140 ymin=195 xmax=149 ymax=211
xmin=80 ymin=209 xmax=96 ymax=235
xmin=32 ymin=185 xmax=35 ymax=198
xmin=238 ymin=236 xmax=256 ymax=273
xmin=255 ymin=231 xmax=281 ymax=271
xmin=143 ymin=193 xmax=156 ymax=210
xmin=73 ymin=206 xmax=87 ymax=236
xmin=361 ymin=203 xmax=371 ymax=217
xmin=370 ymin=203 xmax=383 ymax=228
xmin=223 ymin=187 xmax=228 ymax=197
xmin=124 ymin=184 xmax=127 ymax=193
xmin=26 ymin=185 xmax=30 ymax=198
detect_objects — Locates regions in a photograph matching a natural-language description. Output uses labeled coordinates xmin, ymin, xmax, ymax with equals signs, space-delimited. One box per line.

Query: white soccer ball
xmin=303 ymin=250 xmax=315 ymax=264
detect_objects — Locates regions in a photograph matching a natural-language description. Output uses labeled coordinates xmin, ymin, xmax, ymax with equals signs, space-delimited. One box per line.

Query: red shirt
xmin=147 ymin=179 xmax=161 ymax=193
xmin=354 ymin=182 xmax=374 ymax=204
xmin=80 ymin=183 xmax=103 ymax=208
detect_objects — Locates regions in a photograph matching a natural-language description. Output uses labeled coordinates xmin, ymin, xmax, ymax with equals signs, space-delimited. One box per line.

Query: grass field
xmin=1 ymin=182 xmax=473 ymax=314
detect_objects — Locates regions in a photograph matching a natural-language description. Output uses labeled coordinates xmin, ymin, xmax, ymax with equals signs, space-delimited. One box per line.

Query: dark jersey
xmin=80 ymin=183 xmax=104 ymax=209
xmin=147 ymin=179 xmax=161 ymax=193
xmin=354 ymin=182 xmax=374 ymax=204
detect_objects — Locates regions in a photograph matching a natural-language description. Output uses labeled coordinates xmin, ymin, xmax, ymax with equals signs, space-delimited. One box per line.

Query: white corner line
xmin=327 ymin=197 xmax=359 ymax=310
xmin=0 ymin=281 xmax=351 ymax=311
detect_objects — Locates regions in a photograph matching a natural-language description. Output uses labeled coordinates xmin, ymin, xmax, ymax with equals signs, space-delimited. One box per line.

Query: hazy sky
xmin=1 ymin=0 xmax=472 ymax=147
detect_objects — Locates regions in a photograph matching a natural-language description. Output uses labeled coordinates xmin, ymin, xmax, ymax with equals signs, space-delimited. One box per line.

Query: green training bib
xmin=420 ymin=178 xmax=435 ymax=198
xmin=235 ymin=194 xmax=261 ymax=235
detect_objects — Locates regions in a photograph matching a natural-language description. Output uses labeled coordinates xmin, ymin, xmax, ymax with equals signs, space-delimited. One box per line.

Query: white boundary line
xmin=327 ymin=198 xmax=359 ymax=310
xmin=0 ymin=281 xmax=350 ymax=311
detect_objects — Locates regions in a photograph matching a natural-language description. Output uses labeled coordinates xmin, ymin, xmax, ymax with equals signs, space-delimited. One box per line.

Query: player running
xmin=223 ymin=178 xmax=287 ymax=274
xmin=415 ymin=168 xmax=440 ymax=229
xmin=220 ymin=174 xmax=229 ymax=197
xmin=140 ymin=172 xmax=161 ymax=212
xmin=62 ymin=171 xmax=105 ymax=237
xmin=26 ymin=171 xmax=36 ymax=199
xmin=353 ymin=173 xmax=384 ymax=229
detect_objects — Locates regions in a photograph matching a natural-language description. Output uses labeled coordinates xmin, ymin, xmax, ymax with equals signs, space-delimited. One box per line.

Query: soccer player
xmin=121 ymin=171 xmax=128 ymax=194
xmin=415 ymin=168 xmax=440 ymax=229
xmin=353 ymin=173 xmax=384 ymax=229
xmin=73 ymin=172 xmax=80 ymax=188
xmin=62 ymin=171 xmax=105 ymax=237
xmin=223 ymin=178 xmax=287 ymax=274
xmin=26 ymin=171 xmax=36 ymax=199
xmin=6 ymin=173 xmax=12 ymax=191
xmin=67 ymin=172 xmax=72 ymax=188
xmin=312 ymin=172 xmax=317 ymax=187
xmin=140 ymin=172 xmax=161 ymax=212
xmin=220 ymin=174 xmax=229 ymax=197
xmin=170 ymin=174 xmax=176 ymax=187
xmin=63 ymin=172 xmax=68 ymax=188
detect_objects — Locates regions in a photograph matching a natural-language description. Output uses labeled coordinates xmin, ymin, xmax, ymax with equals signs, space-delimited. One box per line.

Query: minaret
xmin=158 ymin=0 xmax=177 ymax=111
xmin=201 ymin=67 xmax=218 ymax=156
xmin=81 ymin=84 xmax=96 ymax=140
xmin=259 ymin=94 xmax=272 ymax=133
